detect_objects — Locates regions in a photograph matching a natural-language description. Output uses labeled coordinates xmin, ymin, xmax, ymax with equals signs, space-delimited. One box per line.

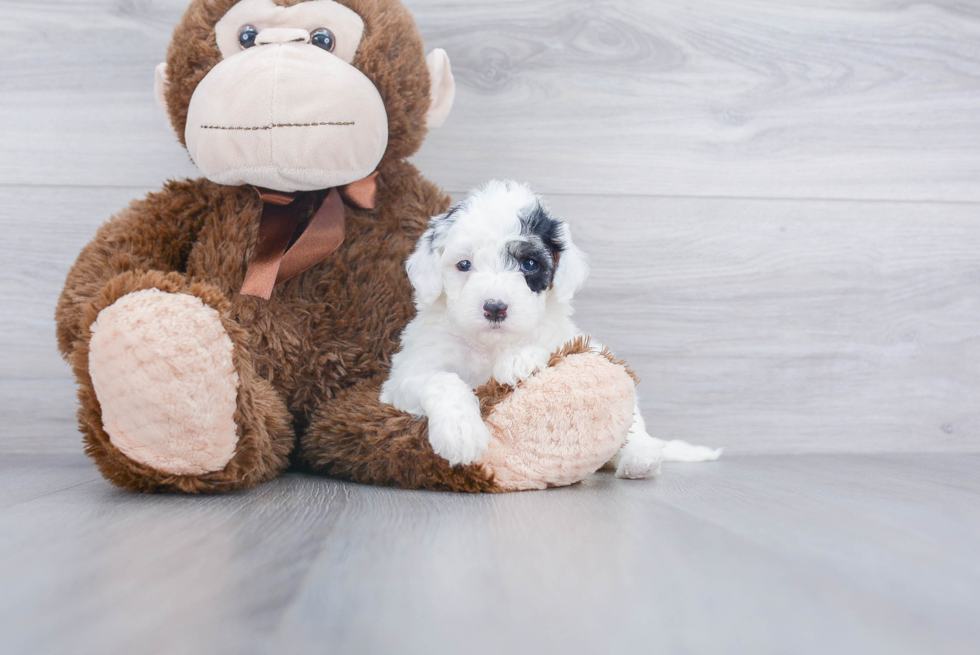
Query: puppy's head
xmin=406 ymin=180 xmax=589 ymax=340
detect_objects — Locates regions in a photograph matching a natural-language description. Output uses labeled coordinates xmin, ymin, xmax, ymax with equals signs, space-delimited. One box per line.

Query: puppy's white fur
xmin=381 ymin=180 xmax=721 ymax=476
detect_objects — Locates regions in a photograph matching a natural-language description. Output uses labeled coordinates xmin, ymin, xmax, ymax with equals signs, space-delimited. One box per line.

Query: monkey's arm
xmin=301 ymin=340 xmax=636 ymax=492
xmin=300 ymin=381 xmax=499 ymax=493
xmin=55 ymin=179 xmax=212 ymax=359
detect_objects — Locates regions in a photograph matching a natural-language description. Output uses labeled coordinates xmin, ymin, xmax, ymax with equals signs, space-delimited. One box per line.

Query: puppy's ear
xmin=406 ymin=226 xmax=445 ymax=307
xmin=552 ymin=224 xmax=590 ymax=302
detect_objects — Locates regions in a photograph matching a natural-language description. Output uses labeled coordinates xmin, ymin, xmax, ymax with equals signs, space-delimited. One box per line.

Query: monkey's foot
xmin=88 ymin=289 xmax=240 ymax=476
xmin=479 ymin=346 xmax=636 ymax=491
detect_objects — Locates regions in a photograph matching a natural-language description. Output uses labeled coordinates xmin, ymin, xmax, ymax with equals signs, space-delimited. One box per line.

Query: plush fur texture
xmin=55 ymin=0 xmax=644 ymax=493
xmin=479 ymin=340 xmax=637 ymax=491
xmin=57 ymin=160 xmax=461 ymax=493
xmin=60 ymin=267 xmax=295 ymax=493
xmin=303 ymin=337 xmax=635 ymax=491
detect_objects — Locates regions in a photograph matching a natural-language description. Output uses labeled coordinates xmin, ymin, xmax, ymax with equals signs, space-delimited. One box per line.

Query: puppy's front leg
xmin=420 ymin=372 xmax=490 ymax=466
xmin=606 ymin=400 xmax=664 ymax=479
xmin=492 ymin=345 xmax=551 ymax=387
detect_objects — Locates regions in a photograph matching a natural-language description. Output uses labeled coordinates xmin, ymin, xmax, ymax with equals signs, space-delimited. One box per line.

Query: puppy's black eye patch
xmin=519 ymin=202 xmax=565 ymax=258
xmin=509 ymin=242 xmax=554 ymax=293
xmin=511 ymin=201 xmax=564 ymax=293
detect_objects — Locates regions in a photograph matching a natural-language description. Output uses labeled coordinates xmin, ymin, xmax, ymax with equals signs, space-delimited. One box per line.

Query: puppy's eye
xmin=238 ymin=25 xmax=259 ymax=49
xmin=311 ymin=28 xmax=336 ymax=52
xmin=456 ymin=260 xmax=472 ymax=272
xmin=520 ymin=259 xmax=539 ymax=273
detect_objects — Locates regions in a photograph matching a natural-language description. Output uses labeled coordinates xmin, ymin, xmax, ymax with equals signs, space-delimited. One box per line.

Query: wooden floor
xmin=0 ymin=453 xmax=978 ymax=655
xmin=2 ymin=1 xmax=980 ymax=653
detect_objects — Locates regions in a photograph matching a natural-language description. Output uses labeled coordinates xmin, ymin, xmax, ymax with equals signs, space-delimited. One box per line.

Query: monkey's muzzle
xmin=185 ymin=42 xmax=389 ymax=193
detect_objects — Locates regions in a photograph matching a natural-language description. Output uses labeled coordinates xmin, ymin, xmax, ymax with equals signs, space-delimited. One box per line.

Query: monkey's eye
xmin=238 ymin=25 xmax=258 ymax=49
xmin=311 ymin=28 xmax=336 ymax=52
xmin=456 ymin=260 xmax=472 ymax=272
xmin=520 ymin=259 xmax=539 ymax=273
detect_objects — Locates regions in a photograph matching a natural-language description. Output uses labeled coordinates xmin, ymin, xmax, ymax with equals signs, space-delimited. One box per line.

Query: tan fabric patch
xmin=480 ymin=350 xmax=636 ymax=491
xmin=89 ymin=289 xmax=240 ymax=476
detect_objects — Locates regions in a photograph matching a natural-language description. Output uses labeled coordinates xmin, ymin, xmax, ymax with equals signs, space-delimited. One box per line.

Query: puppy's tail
xmin=653 ymin=438 xmax=723 ymax=462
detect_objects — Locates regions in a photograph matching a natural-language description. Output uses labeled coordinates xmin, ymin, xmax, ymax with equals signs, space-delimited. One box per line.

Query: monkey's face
xmin=157 ymin=0 xmax=455 ymax=192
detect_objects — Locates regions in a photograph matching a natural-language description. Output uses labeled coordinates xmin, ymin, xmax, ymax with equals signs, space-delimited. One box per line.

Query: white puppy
xmin=380 ymin=180 xmax=721 ymax=477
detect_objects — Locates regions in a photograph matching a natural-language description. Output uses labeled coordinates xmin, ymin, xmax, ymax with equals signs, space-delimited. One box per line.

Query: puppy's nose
xmin=483 ymin=300 xmax=508 ymax=322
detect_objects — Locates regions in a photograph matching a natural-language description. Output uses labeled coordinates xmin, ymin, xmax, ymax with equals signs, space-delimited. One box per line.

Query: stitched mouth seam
xmin=200 ymin=122 xmax=355 ymax=131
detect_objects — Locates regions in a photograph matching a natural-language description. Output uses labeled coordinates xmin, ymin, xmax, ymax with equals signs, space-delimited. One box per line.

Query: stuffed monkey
xmin=55 ymin=0 xmax=638 ymax=493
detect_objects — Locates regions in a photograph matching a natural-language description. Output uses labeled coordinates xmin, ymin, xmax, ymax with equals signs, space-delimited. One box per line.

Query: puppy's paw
xmin=615 ymin=435 xmax=664 ymax=479
xmin=427 ymin=408 xmax=491 ymax=467
xmin=493 ymin=346 xmax=550 ymax=387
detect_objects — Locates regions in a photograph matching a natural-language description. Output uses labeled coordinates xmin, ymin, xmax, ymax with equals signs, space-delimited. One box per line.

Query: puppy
xmin=380 ymin=180 xmax=721 ymax=477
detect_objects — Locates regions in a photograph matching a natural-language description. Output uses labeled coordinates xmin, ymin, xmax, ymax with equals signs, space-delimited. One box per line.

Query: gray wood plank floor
xmin=2 ymin=1 xmax=979 ymax=653
xmin=2 ymin=453 xmax=978 ymax=655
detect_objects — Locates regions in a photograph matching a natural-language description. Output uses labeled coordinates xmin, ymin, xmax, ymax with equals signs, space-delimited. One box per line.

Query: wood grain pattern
xmin=0 ymin=0 xmax=199 ymax=187
xmin=1 ymin=453 xmax=978 ymax=654
xmin=0 ymin=453 xmax=99 ymax=510
xmin=413 ymin=0 xmax=980 ymax=201
xmin=0 ymin=455 xmax=346 ymax=655
xmin=555 ymin=193 xmax=980 ymax=453
xmin=0 ymin=185 xmax=151 ymax=380
xmin=0 ymin=380 xmax=79 ymax=453
xmin=1 ymin=1 xmax=979 ymax=199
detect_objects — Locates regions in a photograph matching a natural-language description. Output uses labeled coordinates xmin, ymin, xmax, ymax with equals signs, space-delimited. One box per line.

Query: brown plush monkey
xmin=55 ymin=0 xmax=637 ymax=494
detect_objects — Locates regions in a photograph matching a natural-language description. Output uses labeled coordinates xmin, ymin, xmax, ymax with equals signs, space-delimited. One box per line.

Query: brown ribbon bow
xmin=240 ymin=171 xmax=379 ymax=299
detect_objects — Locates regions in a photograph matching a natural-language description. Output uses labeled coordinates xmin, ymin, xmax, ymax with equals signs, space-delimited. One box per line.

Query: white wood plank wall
xmin=1 ymin=0 xmax=978 ymax=454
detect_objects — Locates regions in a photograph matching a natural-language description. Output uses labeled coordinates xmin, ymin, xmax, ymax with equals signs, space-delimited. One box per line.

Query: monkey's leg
xmin=71 ymin=271 xmax=294 ymax=493
xmin=300 ymin=340 xmax=635 ymax=492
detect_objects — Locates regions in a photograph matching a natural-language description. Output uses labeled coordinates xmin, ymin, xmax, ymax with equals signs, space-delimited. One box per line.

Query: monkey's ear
xmin=405 ymin=234 xmax=445 ymax=307
xmin=552 ymin=224 xmax=590 ymax=302
xmin=154 ymin=63 xmax=169 ymax=113
xmin=425 ymin=49 xmax=455 ymax=129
